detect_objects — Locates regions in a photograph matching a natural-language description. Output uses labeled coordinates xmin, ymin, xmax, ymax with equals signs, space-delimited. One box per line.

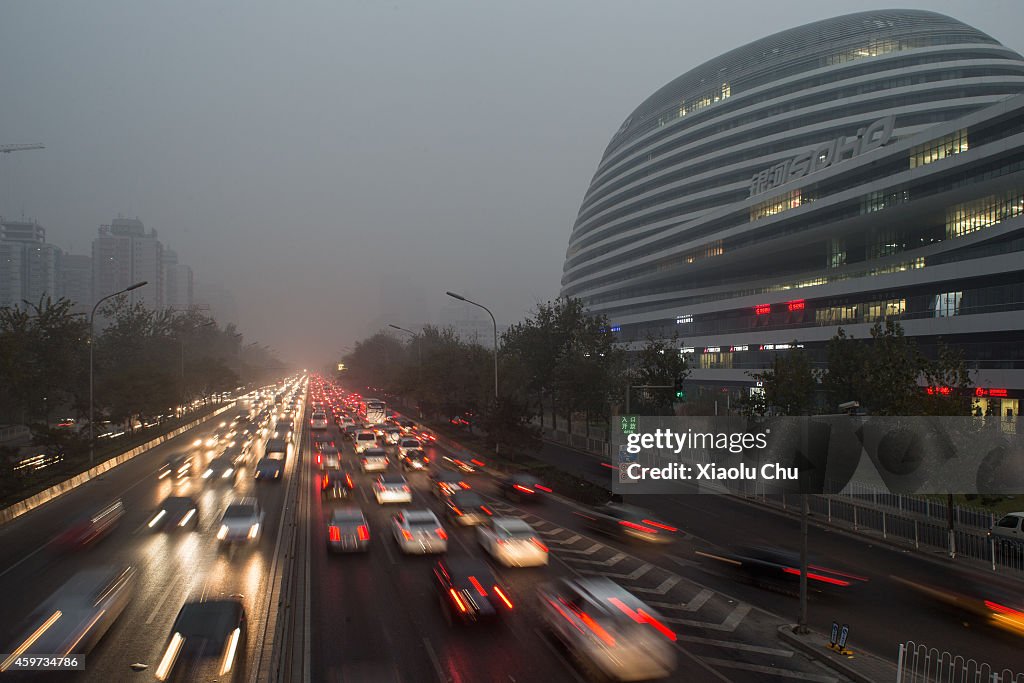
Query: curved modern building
xmin=561 ymin=9 xmax=1024 ymax=414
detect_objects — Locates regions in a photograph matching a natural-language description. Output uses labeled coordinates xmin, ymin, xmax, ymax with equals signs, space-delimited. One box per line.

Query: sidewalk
xmin=777 ymin=625 xmax=897 ymax=683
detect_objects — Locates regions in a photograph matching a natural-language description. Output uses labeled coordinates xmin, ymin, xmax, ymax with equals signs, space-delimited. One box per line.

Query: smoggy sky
xmin=2 ymin=1 xmax=1021 ymax=365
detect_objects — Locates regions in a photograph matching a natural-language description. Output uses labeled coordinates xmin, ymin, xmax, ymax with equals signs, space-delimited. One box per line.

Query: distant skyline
xmin=3 ymin=1 xmax=1021 ymax=364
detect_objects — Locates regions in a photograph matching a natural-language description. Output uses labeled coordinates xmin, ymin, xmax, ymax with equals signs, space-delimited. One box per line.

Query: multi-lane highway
xmin=3 ymin=374 xmax=1022 ymax=682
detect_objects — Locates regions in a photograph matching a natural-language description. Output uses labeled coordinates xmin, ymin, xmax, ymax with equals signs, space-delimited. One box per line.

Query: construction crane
xmin=0 ymin=144 xmax=44 ymax=154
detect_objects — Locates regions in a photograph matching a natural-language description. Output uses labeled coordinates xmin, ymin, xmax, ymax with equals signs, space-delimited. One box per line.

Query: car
xmin=321 ymin=471 xmax=355 ymax=501
xmin=0 ymin=565 xmax=136 ymax=669
xmin=155 ymin=597 xmax=247 ymax=682
xmin=392 ymin=509 xmax=448 ymax=554
xmin=401 ymin=448 xmax=429 ymax=471
xmin=340 ymin=424 xmax=360 ymax=440
xmin=539 ymin=578 xmax=677 ymax=681
xmin=434 ymin=557 xmax=514 ymax=625
xmin=697 ymin=545 xmax=868 ymax=594
xmin=272 ymin=419 xmax=293 ymax=440
xmin=576 ymin=503 xmax=679 ymax=544
xmin=148 ymin=496 xmax=200 ymax=532
xmin=318 ymin=445 xmax=341 ymax=470
xmin=353 ymin=430 xmax=378 ymax=454
xmin=217 ymin=498 xmax=265 ymax=545
xmin=375 ymin=474 xmax=413 ymax=504
xmin=265 ymin=438 xmax=288 ymax=460
xmin=339 ymin=416 xmax=356 ymax=428
xmin=429 ymin=469 xmax=470 ymax=499
xmin=221 ymin=442 xmax=252 ymax=467
xmin=361 ymin=448 xmax=390 ymax=473
xmin=989 ymin=512 xmax=1024 ymax=547
xmin=202 ymin=457 xmax=238 ymax=485
xmin=382 ymin=426 xmax=403 ymax=444
xmin=158 ymin=454 xmax=194 ymax=481
xmin=254 ymin=457 xmax=284 ymax=481
xmin=497 ymin=473 xmax=552 ymax=502
xmin=443 ymin=490 xmax=493 ymax=526
xmin=397 ymin=437 xmax=423 ymax=458
xmin=55 ymin=499 xmax=125 ymax=550
xmin=478 ymin=517 xmax=549 ymax=567
xmin=310 ymin=411 xmax=329 ymax=430
xmin=891 ymin=576 xmax=1024 ymax=638
xmin=327 ymin=507 xmax=371 ymax=553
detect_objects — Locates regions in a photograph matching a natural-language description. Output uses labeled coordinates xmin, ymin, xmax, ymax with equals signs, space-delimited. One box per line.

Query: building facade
xmin=0 ymin=218 xmax=61 ymax=310
xmin=57 ymin=253 xmax=92 ymax=313
xmin=162 ymin=249 xmax=194 ymax=310
xmin=92 ymin=217 xmax=163 ymax=311
xmin=561 ymin=10 xmax=1024 ymax=415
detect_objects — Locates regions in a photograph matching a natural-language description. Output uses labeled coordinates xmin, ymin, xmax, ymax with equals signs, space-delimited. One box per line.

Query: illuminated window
xmin=864 ymin=299 xmax=906 ymax=322
xmin=934 ymin=292 xmax=962 ymax=317
xmin=946 ymin=189 xmax=1024 ymax=239
xmin=828 ymin=239 xmax=846 ymax=269
xmin=699 ymin=352 xmax=733 ymax=369
xmin=910 ymin=130 xmax=968 ymax=169
xmin=824 ymin=38 xmax=922 ymax=66
xmin=750 ymin=190 xmax=803 ymax=221
xmin=862 ymin=189 xmax=910 ymax=213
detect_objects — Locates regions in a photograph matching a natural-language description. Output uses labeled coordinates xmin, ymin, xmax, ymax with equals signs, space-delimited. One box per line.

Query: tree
xmin=746 ymin=345 xmax=818 ymax=416
xmin=633 ymin=333 xmax=691 ymax=415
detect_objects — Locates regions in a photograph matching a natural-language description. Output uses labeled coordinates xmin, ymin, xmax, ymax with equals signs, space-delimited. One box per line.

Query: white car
xmin=478 ymin=517 xmax=549 ymax=567
xmin=217 ymin=498 xmax=265 ymax=544
xmin=397 ymin=438 xmax=422 ymax=458
xmin=310 ymin=412 xmax=329 ymax=430
xmin=392 ymin=509 xmax=447 ymax=554
xmin=319 ymin=447 xmax=341 ymax=471
xmin=353 ymin=430 xmax=378 ymax=454
xmin=361 ymin=448 xmax=390 ymax=473
xmin=382 ymin=427 xmax=403 ymax=445
xmin=374 ymin=474 xmax=412 ymax=504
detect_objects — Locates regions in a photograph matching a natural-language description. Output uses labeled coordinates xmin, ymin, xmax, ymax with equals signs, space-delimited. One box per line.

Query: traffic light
xmin=674 ymin=376 xmax=685 ymax=400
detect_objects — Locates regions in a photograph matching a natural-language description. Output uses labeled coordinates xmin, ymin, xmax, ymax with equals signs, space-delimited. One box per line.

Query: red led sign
xmin=926 ymin=386 xmax=952 ymax=396
xmin=787 ymin=299 xmax=805 ymax=312
xmin=975 ymin=388 xmax=1008 ymax=398
xmin=754 ymin=304 xmax=771 ymax=315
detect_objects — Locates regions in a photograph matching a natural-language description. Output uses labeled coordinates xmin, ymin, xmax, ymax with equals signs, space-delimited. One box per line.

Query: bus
xmin=362 ymin=398 xmax=387 ymax=426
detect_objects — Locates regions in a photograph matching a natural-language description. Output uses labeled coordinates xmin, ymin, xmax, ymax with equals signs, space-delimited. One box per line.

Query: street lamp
xmin=89 ymin=280 xmax=147 ymax=468
xmin=389 ymin=324 xmax=423 ymax=418
xmin=445 ymin=291 xmax=499 ymax=454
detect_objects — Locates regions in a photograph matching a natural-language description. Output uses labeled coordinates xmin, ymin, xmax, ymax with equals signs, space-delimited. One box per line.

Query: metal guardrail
xmin=896 ymin=641 xmax=1023 ymax=683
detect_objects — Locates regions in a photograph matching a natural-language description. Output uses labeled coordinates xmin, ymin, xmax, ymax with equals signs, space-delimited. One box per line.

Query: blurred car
xmin=327 ymin=507 xmax=371 ymax=553
xmin=158 ymin=454 xmax=194 ymax=481
xmin=375 ymin=474 xmax=412 ymax=504
xmin=392 ymin=509 xmax=448 ymax=554
xmin=430 ymin=469 xmax=470 ymax=498
xmin=434 ymin=557 xmax=514 ymax=624
xmin=696 ymin=545 xmax=868 ymax=594
xmin=414 ymin=428 xmax=437 ymax=444
xmin=221 ymin=442 xmax=252 ymax=467
xmin=538 ymin=577 xmax=677 ymax=681
xmin=55 ymin=499 xmax=125 ymax=550
xmin=148 ymin=496 xmax=200 ymax=532
xmin=397 ymin=437 xmax=422 ymax=459
xmin=265 ymin=438 xmax=288 ymax=460
xmin=382 ymin=427 xmax=403 ymax=445
xmin=202 ymin=457 xmax=238 ymax=485
xmin=321 ymin=471 xmax=355 ymax=501
xmin=272 ymin=419 xmax=293 ymax=440
xmin=317 ymin=444 xmax=341 ymax=471
xmin=254 ymin=457 xmax=284 ymax=481
xmin=478 ymin=517 xmax=549 ymax=567
xmin=395 ymin=417 xmax=416 ymax=433
xmin=401 ymin=448 xmax=429 ymax=471
xmin=361 ymin=448 xmax=390 ymax=473
xmin=891 ymin=576 xmax=1024 ymax=637
xmin=447 ymin=457 xmax=479 ymax=473
xmin=340 ymin=424 xmax=360 ymax=440
xmin=576 ymin=503 xmax=679 ymax=544
xmin=310 ymin=411 xmax=329 ymax=430
xmin=443 ymin=490 xmax=493 ymax=526
xmin=155 ymin=597 xmax=247 ymax=682
xmin=217 ymin=498 xmax=265 ymax=545
xmin=353 ymin=430 xmax=378 ymax=454
xmin=497 ymin=473 xmax=552 ymax=502
xmin=0 ymin=565 xmax=137 ymax=670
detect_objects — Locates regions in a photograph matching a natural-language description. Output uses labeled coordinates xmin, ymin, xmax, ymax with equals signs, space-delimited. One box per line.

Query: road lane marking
xmin=647 ymin=587 xmax=714 ymax=612
xmin=557 ymin=542 xmax=603 ymax=555
xmin=530 ymin=628 xmax=590 ymax=683
xmin=422 ymin=637 xmax=447 ymax=683
xmin=629 ymin=575 xmax=681 ymax=595
xmin=700 ymin=657 xmax=837 ymax=681
xmin=678 ymin=635 xmax=794 ymax=657
xmin=147 ymin=572 xmax=185 ymax=624
xmin=567 ymin=551 xmax=627 ymax=567
xmin=662 ymin=602 xmax=751 ymax=632
xmin=580 ymin=562 xmax=653 ymax=581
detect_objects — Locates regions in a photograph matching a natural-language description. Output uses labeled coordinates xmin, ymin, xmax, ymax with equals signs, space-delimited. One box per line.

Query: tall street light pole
xmin=389 ymin=324 xmax=423 ymax=418
xmin=446 ymin=291 xmax=499 ymax=455
xmin=89 ymin=280 xmax=147 ymax=468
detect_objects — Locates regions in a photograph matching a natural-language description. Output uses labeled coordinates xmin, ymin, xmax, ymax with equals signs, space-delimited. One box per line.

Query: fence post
xmin=992 ymin=539 xmax=997 ymax=572
xmin=914 ymin=520 xmax=919 ymax=549
xmin=895 ymin=643 xmax=905 ymax=683
xmin=827 ymin=497 xmax=832 ymax=523
xmin=853 ymin=504 xmax=858 ymax=531
xmin=882 ymin=510 xmax=887 ymax=539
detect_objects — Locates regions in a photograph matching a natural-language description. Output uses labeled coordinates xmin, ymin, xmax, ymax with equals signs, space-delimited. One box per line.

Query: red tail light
xmin=609 ymin=597 xmax=677 ymax=641
xmin=435 ymin=528 xmax=448 ymax=540
xmin=451 ymin=505 xmax=463 ymax=516
xmin=470 ymin=459 xmax=485 ymax=467
xmin=481 ymin=506 xmax=493 ymax=516
xmin=328 ymin=526 xmax=340 ymax=542
xmin=317 ymin=454 xmax=321 ymax=464
xmin=401 ymin=528 xmax=413 ymax=541
xmin=782 ymin=567 xmax=851 ymax=586
xmin=403 ymin=486 xmax=410 ymax=493
xmin=535 ymin=485 xmax=552 ymax=492
xmin=531 ymin=538 xmax=549 ymax=552
xmin=468 ymin=576 xmax=487 ymax=596
xmin=345 ymin=474 xmax=354 ymax=489
xmin=357 ymin=525 xmax=370 ymax=541
xmin=620 ymin=520 xmax=658 ymax=534
xmin=493 ymin=585 xmax=513 ymax=609
xmin=449 ymin=588 xmax=467 ymax=613
xmin=642 ymin=519 xmax=677 ymax=532
xmin=459 ymin=482 xmax=471 ymax=490
xmin=513 ymin=484 xmax=534 ymax=494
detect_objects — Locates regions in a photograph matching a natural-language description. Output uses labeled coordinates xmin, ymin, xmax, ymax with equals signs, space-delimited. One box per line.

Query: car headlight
xmin=274 ymin=470 xmax=280 ymax=478
xmin=248 ymin=523 xmax=260 ymax=539
xmin=202 ymin=469 xmax=213 ymax=479
xmin=217 ymin=524 xmax=229 ymax=540
xmin=223 ymin=468 xmax=234 ymax=479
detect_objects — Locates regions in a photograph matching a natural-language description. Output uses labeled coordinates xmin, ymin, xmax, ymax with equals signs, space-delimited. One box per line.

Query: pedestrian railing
xmin=896 ymin=641 xmax=1023 ymax=683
